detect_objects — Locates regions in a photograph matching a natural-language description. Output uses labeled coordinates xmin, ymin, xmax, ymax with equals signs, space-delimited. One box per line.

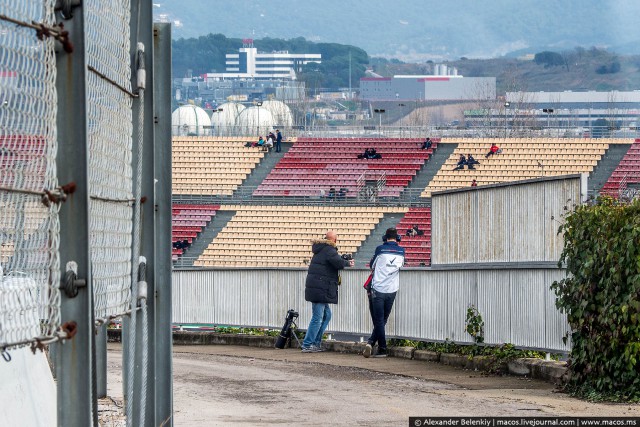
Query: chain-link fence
xmin=0 ymin=0 xmax=60 ymax=350
xmin=85 ymin=0 xmax=134 ymax=322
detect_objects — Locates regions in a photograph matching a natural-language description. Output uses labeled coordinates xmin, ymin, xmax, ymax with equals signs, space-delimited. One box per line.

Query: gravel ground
xmin=102 ymin=344 xmax=639 ymax=426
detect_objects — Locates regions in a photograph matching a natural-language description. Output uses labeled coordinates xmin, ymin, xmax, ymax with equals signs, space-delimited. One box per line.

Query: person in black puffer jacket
xmin=301 ymin=230 xmax=354 ymax=352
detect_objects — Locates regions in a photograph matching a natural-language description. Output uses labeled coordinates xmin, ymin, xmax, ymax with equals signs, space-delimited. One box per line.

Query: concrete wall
xmin=0 ymin=348 xmax=56 ymax=426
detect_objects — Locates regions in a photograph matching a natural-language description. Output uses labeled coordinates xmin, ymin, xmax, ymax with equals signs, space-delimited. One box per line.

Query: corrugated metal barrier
xmin=173 ymin=268 xmax=570 ymax=353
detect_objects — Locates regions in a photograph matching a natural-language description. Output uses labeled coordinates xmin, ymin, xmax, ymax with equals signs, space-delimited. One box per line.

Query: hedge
xmin=551 ymin=196 xmax=640 ymax=401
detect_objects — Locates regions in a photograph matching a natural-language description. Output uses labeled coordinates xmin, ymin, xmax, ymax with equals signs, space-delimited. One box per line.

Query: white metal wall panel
xmin=432 ymin=191 xmax=475 ymax=264
xmin=544 ymin=269 xmax=571 ymax=351
xmin=477 ymin=188 xmax=509 ymax=263
xmin=212 ymin=271 xmax=242 ymax=325
xmin=477 ymin=270 xmax=512 ymax=345
xmin=509 ymin=184 xmax=545 ymax=261
xmin=433 ymin=176 xmax=582 ymax=265
xmin=172 ymin=268 xmax=571 ymax=352
xmin=240 ymin=270 xmax=269 ymax=327
xmin=267 ymin=270 xmax=304 ymax=328
xmin=327 ymin=270 xmax=370 ymax=335
xmin=415 ymin=271 xmax=450 ymax=341
xmin=445 ymin=270 xmax=477 ymax=343
xmin=394 ymin=272 xmax=423 ymax=339
xmin=510 ymin=270 xmax=547 ymax=348
xmin=544 ymin=179 xmax=580 ymax=261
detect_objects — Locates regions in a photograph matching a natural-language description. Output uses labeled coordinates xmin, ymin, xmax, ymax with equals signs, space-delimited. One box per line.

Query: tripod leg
xmin=290 ymin=320 xmax=303 ymax=348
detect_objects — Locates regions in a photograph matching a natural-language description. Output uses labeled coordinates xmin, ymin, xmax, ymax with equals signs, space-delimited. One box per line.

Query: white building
xmin=203 ymin=39 xmax=321 ymax=81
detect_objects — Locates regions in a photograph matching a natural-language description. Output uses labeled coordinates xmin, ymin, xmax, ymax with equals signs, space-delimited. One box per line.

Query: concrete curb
xmin=118 ymin=331 xmax=568 ymax=385
xmin=173 ymin=331 xmax=278 ymax=348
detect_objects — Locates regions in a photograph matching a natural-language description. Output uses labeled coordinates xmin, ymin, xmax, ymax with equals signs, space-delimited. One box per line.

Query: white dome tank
xmin=261 ymin=99 xmax=294 ymax=127
xmin=171 ymin=105 xmax=212 ymax=136
xmin=210 ymin=102 xmax=246 ymax=134
xmin=235 ymin=107 xmax=274 ymax=136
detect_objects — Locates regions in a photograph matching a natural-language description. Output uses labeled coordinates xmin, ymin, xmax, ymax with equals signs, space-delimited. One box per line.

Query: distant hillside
xmin=155 ymin=0 xmax=640 ymax=59
xmin=373 ymin=48 xmax=640 ymax=93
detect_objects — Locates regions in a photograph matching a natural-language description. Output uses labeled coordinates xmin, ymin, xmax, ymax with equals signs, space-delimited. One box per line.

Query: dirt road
xmin=106 ymin=344 xmax=639 ymax=426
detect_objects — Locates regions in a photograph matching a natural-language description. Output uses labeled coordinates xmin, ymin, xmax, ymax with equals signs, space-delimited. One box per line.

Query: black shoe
xmin=373 ymin=348 xmax=388 ymax=358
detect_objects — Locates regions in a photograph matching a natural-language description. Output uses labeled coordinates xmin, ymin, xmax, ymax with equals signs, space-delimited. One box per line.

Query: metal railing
xmin=172 ymin=186 xmax=432 ymax=207
xmin=173 ymin=124 xmax=640 ymax=140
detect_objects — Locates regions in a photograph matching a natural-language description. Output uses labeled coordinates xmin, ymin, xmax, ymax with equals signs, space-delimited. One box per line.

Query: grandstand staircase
xmin=353 ymin=212 xmax=406 ymax=266
xmin=233 ymin=143 xmax=292 ymax=196
xmin=402 ymin=142 xmax=457 ymax=198
xmin=179 ymin=210 xmax=236 ymax=267
xmin=588 ymin=143 xmax=632 ymax=195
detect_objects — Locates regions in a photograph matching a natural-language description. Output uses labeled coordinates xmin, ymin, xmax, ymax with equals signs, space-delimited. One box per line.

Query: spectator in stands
xmin=421 ymin=137 xmax=432 ymax=150
xmin=467 ymin=154 xmax=480 ymax=169
xmin=471 ymin=179 xmax=478 ymax=187
xmin=485 ymin=143 xmax=500 ymax=159
xmin=319 ymin=189 xmax=326 ymax=198
xmin=275 ymin=129 xmax=283 ymax=153
xmin=173 ymin=240 xmax=183 ymax=250
xmin=338 ymin=188 xmax=347 ymax=199
xmin=358 ymin=148 xmax=372 ymax=159
xmin=182 ymin=239 xmax=190 ymax=249
xmin=453 ymin=154 xmax=467 ymax=170
xmin=363 ymin=227 xmax=405 ymax=358
xmin=264 ymin=134 xmax=274 ymax=151
xmin=328 ymin=187 xmax=336 ymax=200
xmin=406 ymin=225 xmax=423 ymax=236
xmin=256 ymin=136 xmax=265 ymax=148
xmin=358 ymin=148 xmax=382 ymax=159
xmin=302 ymin=230 xmax=354 ymax=352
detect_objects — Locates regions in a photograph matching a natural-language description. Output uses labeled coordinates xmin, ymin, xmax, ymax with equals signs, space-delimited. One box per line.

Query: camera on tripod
xmin=275 ymin=309 xmax=300 ymax=349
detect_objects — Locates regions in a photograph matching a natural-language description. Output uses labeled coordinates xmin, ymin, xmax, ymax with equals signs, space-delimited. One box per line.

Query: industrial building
xmin=464 ymin=91 xmax=640 ymax=133
xmin=359 ymin=75 xmax=496 ymax=101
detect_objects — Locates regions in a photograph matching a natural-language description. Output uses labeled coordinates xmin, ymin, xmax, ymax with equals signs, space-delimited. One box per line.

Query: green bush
xmin=551 ymin=196 xmax=640 ymax=402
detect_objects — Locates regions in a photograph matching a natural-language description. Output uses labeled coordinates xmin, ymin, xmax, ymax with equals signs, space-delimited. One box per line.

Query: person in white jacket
xmin=363 ymin=227 xmax=405 ymax=358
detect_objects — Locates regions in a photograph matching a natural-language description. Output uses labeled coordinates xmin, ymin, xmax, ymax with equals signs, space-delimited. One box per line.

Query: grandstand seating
xmin=172 ymin=137 xmax=265 ymax=195
xmin=0 ymin=135 xmax=48 ymax=188
xmin=195 ymin=205 xmax=407 ymax=267
xmin=600 ymin=139 xmax=640 ymax=197
xmin=172 ymin=204 xmax=219 ymax=259
xmin=394 ymin=207 xmax=431 ymax=267
xmin=422 ymin=137 xmax=630 ymax=196
xmin=254 ymin=138 xmax=436 ymax=198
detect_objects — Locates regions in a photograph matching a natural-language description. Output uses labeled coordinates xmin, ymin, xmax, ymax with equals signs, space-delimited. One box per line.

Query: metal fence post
xmin=152 ymin=22 xmax=174 ymax=426
xmin=54 ymin=3 xmax=95 ymax=426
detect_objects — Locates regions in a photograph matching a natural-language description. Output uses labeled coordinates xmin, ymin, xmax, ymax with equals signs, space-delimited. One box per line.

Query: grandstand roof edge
xmin=430 ymin=173 xmax=582 ymax=197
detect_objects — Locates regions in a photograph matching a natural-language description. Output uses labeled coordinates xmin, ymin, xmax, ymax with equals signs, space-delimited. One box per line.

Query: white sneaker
xmin=363 ymin=343 xmax=372 ymax=358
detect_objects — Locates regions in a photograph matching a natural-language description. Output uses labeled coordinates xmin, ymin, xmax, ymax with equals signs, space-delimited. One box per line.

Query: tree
xmin=591 ymin=118 xmax=611 ymax=138
xmin=534 ymin=51 xmax=565 ymax=68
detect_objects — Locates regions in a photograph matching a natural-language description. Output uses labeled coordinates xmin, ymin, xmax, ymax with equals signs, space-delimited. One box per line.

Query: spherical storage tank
xmin=210 ymin=102 xmax=246 ymax=134
xmin=235 ymin=106 xmax=274 ymax=136
xmin=261 ymin=100 xmax=294 ymax=128
xmin=171 ymin=105 xmax=211 ymax=136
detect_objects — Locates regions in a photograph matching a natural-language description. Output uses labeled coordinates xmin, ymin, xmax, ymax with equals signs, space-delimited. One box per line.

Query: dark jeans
xmin=275 ymin=140 xmax=281 ymax=152
xmin=367 ymin=289 xmax=397 ymax=350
